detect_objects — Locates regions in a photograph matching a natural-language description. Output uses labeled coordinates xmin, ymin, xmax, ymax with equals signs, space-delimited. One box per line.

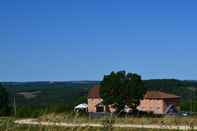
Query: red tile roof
xmin=88 ymin=85 xmax=101 ymax=98
xmin=144 ymin=91 xmax=180 ymax=99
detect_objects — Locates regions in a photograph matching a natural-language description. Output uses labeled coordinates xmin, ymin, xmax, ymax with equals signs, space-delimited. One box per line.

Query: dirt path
xmin=15 ymin=119 xmax=197 ymax=130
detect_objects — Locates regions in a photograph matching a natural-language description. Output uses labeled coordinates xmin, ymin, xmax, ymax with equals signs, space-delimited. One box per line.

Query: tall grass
xmin=0 ymin=116 xmax=195 ymax=131
xmin=15 ymin=105 xmax=72 ymax=118
xmin=1 ymin=110 xmax=197 ymax=131
xmin=39 ymin=112 xmax=197 ymax=127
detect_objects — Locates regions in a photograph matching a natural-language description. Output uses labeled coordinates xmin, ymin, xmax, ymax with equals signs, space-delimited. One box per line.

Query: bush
xmin=15 ymin=104 xmax=73 ymax=118
xmin=118 ymin=109 xmax=162 ymax=118
xmin=0 ymin=83 xmax=11 ymax=116
xmin=102 ymin=116 xmax=115 ymax=131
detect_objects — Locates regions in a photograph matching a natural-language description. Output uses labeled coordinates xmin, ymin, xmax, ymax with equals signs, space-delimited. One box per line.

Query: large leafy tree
xmin=0 ymin=83 xmax=10 ymax=116
xmin=100 ymin=71 xmax=146 ymax=112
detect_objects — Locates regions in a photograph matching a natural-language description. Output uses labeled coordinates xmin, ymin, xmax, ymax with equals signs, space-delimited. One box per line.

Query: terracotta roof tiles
xmin=88 ymin=85 xmax=101 ymax=98
xmin=144 ymin=91 xmax=180 ymax=99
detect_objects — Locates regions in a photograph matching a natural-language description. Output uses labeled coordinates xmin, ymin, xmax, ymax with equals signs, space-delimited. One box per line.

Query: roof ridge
xmin=144 ymin=90 xmax=180 ymax=99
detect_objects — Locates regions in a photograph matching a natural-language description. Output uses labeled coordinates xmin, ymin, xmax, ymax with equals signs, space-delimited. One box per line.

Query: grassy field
xmin=0 ymin=117 xmax=179 ymax=131
xmin=39 ymin=113 xmax=197 ymax=127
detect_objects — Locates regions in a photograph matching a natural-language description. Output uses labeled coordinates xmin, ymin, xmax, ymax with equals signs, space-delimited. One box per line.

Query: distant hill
xmin=144 ymin=79 xmax=197 ymax=100
xmin=2 ymin=81 xmax=100 ymax=87
xmin=144 ymin=79 xmax=197 ymax=88
xmin=2 ymin=81 xmax=99 ymax=107
xmin=1 ymin=80 xmax=197 ymax=107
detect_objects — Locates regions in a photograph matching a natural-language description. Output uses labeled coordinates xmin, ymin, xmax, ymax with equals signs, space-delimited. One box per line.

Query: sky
xmin=1 ymin=0 xmax=197 ymax=81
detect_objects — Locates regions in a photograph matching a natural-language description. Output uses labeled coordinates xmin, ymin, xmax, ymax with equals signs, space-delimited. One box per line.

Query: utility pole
xmin=13 ymin=95 xmax=16 ymax=116
xmin=194 ymin=88 xmax=196 ymax=113
xmin=13 ymin=85 xmax=17 ymax=116
xmin=190 ymin=87 xmax=194 ymax=113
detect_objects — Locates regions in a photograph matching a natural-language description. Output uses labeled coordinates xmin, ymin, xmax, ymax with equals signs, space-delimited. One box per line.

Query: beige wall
xmin=88 ymin=98 xmax=116 ymax=113
xmin=108 ymin=105 xmax=116 ymax=113
xmin=88 ymin=98 xmax=103 ymax=112
xmin=138 ymin=99 xmax=165 ymax=114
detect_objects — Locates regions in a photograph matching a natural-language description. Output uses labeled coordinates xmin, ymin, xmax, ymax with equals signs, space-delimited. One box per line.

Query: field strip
xmin=15 ymin=119 xmax=197 ymax=130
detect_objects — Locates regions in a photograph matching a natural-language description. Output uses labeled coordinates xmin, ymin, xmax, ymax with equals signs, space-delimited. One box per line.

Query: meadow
xmin=39 ymin=113 xmax=197 ymax=126
xmin=0 ymin=116 xmax=193 ymax=131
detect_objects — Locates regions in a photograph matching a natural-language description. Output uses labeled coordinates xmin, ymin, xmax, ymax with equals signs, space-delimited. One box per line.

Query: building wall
xmin=108 ymin=105 xmax=116 ymax=113
xmin=139 ymin=98 xmax=180 ymax=114
xmin=88 ymin=98 xmax=116 ymax=113
xmin=88 ymin=98 xmax=103 ymax=112
xmin=88 ymin=97 xmax=180 ymax=114
xmin=139 ymin=99 xmax=165 ymax=114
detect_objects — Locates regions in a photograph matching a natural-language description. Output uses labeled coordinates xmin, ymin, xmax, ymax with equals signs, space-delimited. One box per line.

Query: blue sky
xmin=1 ymin=0 xmax=197 ymax=81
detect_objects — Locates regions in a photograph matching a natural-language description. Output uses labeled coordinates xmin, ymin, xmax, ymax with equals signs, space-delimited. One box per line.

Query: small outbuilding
xmin=138 ymin=91 xmax=180 ymax=114
xmin=88 ymin=86 xmax=105 ymax=113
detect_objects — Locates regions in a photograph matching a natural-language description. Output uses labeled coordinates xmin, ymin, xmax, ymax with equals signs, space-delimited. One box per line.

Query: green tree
xmin=0 ymin=83 xmax=10 ymax=116
xmin=100 ymin=71 xmax=146 ymax=112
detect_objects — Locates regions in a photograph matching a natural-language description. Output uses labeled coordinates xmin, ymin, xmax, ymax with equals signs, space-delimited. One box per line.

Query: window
xmin=96 ymin=106 xmax=104 ymax=112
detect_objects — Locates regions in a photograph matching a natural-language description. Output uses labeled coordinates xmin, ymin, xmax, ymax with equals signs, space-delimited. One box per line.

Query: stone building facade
xmin=138 ymin=91 xmax=180 ymax=114
xmin=87 ymin=86 xmax=105 ymax=112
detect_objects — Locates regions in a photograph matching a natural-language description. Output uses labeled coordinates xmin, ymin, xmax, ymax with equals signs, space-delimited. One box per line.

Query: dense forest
xmin=1 ymin=79 xmax=197 ymax=117
xmin=2 ymin=81 xmax=99 ymax=106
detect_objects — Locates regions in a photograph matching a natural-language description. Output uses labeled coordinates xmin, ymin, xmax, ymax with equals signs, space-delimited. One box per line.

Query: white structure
xmin=74 ymin=103 xmax=88 ymax=112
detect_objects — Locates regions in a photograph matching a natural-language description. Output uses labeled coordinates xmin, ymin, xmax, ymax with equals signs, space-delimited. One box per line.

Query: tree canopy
xmin=100 ymin=71 xmax=146 ymax=112
xmin=0 ymin=83 xmax=10 ymax=115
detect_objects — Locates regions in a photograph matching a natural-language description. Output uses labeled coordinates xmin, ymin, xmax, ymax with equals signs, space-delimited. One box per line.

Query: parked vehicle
xmin=178 ymin=111 xmax=192 ymax=117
